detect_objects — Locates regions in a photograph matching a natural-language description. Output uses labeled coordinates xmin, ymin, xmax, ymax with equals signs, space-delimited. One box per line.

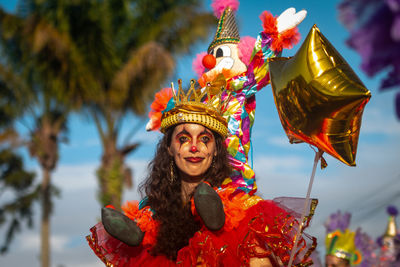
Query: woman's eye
xmin=179 ymin=136 xmax=189 ymax=144
xmin=200 ymin=136 xmax=210 ymax=143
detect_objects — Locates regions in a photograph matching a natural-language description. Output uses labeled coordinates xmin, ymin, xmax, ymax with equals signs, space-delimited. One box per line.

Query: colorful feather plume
xmin=211 ymin=0 xmax=239 ymax=18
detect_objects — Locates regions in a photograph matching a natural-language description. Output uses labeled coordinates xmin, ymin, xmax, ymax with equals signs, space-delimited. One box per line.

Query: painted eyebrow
xmin=176 ymin=127 xmax=212 ymax=137
xmin=176 ymin=129 xmax=190 ymax=136
xmin=199 ymin=129 xmax=213 ymax=137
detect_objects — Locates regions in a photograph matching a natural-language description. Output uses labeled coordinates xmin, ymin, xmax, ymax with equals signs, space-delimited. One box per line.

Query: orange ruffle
xmin=148 ymin=87 xmax=173 ymax=131
xmin=219 ymin=186 xmax=254 ymax=230
xmin=122 ymin=200 xmax=159 ymax=246
xmin=259 ymin=11 xmax=300 ymax=52
xmin=190 ymin=185 xmax=262 ymax=231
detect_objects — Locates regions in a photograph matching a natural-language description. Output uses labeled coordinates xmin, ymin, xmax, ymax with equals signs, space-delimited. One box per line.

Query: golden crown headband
xmin=160 ymin=78 xmax=229 ymax=138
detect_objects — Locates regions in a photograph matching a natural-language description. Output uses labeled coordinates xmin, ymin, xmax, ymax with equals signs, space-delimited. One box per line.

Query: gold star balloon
xmin=268 ymin=25 xmax=371 ymax=166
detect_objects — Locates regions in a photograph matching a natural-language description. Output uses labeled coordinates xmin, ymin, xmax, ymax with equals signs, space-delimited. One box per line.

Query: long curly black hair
xmin=139 ymin=125 xmax=231 ymax=260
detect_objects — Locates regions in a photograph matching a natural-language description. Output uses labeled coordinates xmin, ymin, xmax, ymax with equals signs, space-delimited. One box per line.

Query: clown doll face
xmin=168 ymin=123 xmax=217 ymax=182
xmin=382 ymin=236 xmax=400 ymax=260
xmin=208 ymin=43 xmax=247 ymax=77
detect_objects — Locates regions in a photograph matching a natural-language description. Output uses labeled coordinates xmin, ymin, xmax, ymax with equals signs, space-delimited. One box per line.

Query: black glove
xmin=194 ymin=183 xmax=225 ymax=231
xmin=101 ymin=207 xmax=144 ymax=246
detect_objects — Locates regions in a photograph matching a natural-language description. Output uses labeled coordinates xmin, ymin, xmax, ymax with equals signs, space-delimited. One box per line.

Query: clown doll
xmin=147 ymin=0 xmax=307 ymax=196
xmin=376 ymin=206 xmax=400 ymax=266
xmin=144 ymin=0 xmax=309 ymax=238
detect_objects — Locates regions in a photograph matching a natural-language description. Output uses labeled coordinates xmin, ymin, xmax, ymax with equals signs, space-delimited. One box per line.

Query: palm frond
xmin=110 ymin=41 xmax=175 ymax=115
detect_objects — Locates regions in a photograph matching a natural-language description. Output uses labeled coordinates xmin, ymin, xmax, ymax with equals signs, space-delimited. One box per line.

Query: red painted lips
xmin=185 ymin=157 xmax=204 ymax=163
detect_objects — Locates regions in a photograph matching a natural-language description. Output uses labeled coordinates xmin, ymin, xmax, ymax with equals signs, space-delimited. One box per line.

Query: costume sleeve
xmin=228 ymin=9 xmax=301 ymax=98
xmin=227 ymin=31 xmax=280 ymax=98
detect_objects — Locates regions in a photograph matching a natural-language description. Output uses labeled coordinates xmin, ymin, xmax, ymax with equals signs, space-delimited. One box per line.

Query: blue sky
xmin=1 ymin=0 xmax=400 ymax=266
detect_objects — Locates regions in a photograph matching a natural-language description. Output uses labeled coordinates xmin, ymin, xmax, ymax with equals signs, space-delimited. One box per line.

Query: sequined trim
xmin=208 ymin=7 xmax=240 ymax=53
xmin=161 ymin=109 xmax=228 ymax=137
xmin=86 ymin=227 xmax=114 ymax=267
xmin=238 ymin=211 xmax=317 ymax=266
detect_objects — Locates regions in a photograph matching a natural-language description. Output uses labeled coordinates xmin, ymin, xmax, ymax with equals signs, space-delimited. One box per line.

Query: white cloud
xmin=20 ymin=233 xmax=69 ymax=253
xmin=264 ymin=136 xmax=292 ymax=147
xmin=254 ymin=154 xmax=309 ymax=174
xmin=361 ymin=106 xmax=400 ymax=135
xmin=45 ymin=158 xmax=151 ymax=193
xmin=51 ymin=163 xmax=98 ymax=191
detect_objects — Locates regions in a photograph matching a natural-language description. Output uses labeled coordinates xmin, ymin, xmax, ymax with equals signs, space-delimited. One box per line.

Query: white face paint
xmin=215 ymin=45 xmax=231 ymax=57
xmin=209 ymin=43 xmax=247 ymax=74
xmin=215 ymin=57 xmax=234 ymax=71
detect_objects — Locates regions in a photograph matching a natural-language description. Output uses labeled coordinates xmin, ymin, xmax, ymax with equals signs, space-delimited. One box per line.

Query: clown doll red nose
xmin=190 ymin=146 xmax=198 ymax=153
xmin=202 ymin=54 xmax=216 ymax=69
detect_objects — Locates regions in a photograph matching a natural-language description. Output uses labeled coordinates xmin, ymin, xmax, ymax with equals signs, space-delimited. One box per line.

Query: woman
xmin=87 ymin=79 xmax=316 ymax=266
xmin=138 ymin=122 xmax=231 ymax=259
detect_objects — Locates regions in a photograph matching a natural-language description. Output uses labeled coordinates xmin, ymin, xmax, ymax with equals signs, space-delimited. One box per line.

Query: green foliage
xmin=1 ymin=0 xmax=216 ymax=214
xmin=0 ymin=148 xmax=37 ymax=254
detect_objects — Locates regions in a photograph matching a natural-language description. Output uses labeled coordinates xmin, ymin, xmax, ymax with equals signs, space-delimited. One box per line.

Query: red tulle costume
xmin=87 ymin=185 xmax=317 ymax=266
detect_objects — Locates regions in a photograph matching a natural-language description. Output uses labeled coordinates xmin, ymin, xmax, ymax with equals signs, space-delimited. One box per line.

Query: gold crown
xmin=160 ymin=77 xmax=229 ymax=137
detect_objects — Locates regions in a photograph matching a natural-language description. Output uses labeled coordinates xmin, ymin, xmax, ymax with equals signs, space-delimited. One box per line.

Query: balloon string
xmin=287 ymin=149 xmax=322 ymax=267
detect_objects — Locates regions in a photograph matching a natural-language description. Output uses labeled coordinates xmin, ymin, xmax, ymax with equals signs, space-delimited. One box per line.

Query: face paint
xmin=169 ymin=123 xmax=217 ymax=181
xmin=325 ymin=255 xmax=350 ymax=267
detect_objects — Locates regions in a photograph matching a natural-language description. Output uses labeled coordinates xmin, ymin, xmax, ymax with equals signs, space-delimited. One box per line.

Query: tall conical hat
xmin=208 ymin=2 xmax=240 ymax=54
xmin=383 ymin=206 xmax=398 ymax=238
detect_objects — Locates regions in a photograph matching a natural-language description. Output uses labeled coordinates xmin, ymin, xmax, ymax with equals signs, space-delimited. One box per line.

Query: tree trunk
xmin=40 ymin=168 xmax=51 ymax=267
xmin=97 ymin=139 xmax=125 ymax=209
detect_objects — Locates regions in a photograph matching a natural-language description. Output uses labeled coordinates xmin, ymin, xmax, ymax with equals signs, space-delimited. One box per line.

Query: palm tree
xmin=1 ymin=1 xmax=216 ymax=266
xmin=0 ymin=64 xmax=37 ymax=255
xmin=0 ymin=3 xmax=86 ymax=266
xmin=35 ymin=0 xmax=216 ymax=208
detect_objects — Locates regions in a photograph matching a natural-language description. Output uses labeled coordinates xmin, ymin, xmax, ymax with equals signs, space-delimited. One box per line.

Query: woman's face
xmin=325 ymin=255 xmax=350 ymax=267
xmin=168 ymin=123 xmax=217 ymax=180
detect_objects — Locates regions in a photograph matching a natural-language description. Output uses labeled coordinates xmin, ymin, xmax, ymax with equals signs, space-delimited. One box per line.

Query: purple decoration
xmin=338 ymin=0 xmax=400 ymax=119
xmin=241 ymin=116 xmax=250 ymax=144
xmin=377 ymin=236 xmax=384 ymax=247
xmin=387 ymin=205 xmax=399 ymax=216
xmin=261 ymin=32 xmax=272 ymax=48
xmin=324 ymin=210 xmax=351 ymax=233
xmin=355 ymin=228 xmax=378 ymax=267
xmin=386 ymin=0 xmax=400 ymax=13
xmin=242 ymin=72 xmax=255 ymax=89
